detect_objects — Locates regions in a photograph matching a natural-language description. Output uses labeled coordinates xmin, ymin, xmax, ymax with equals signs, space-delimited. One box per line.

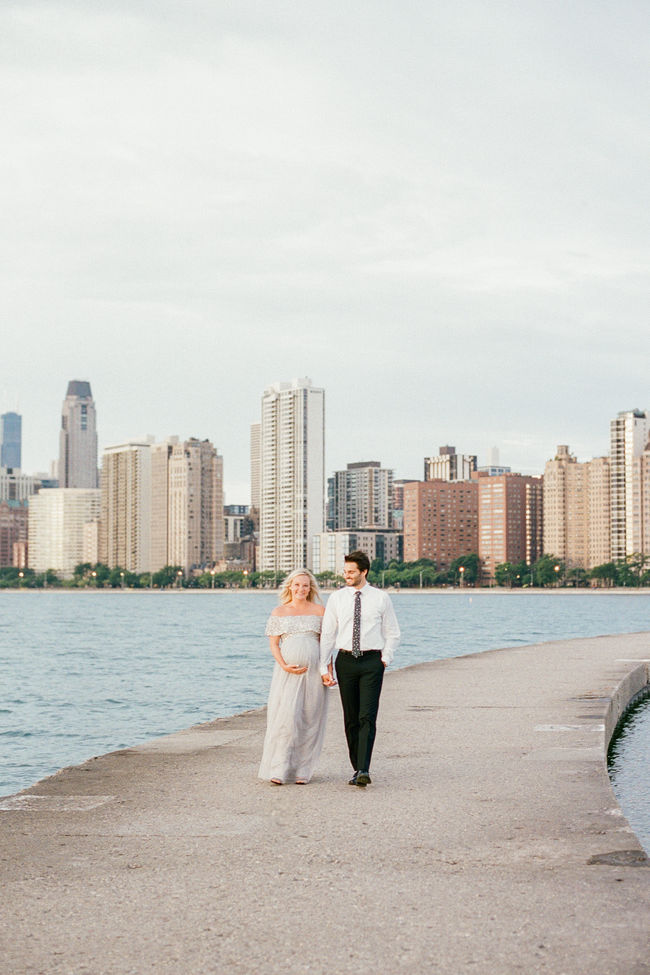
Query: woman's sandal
xmin=270 ymin=778 xmax=283 ymax=786
xmin=295 ymin=779 xmax=307 ymax=785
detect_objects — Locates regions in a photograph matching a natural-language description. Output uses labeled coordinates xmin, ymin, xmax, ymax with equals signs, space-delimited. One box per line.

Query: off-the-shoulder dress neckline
xmin=271 ymin=612 xmax=323 ymax=619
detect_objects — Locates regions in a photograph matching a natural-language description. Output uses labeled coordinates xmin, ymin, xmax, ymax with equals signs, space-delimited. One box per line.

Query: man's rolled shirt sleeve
xmin=380 ymin=593 xmax=400 ymax=668
xmin=320 ymin=595 xmax=339 ymax=674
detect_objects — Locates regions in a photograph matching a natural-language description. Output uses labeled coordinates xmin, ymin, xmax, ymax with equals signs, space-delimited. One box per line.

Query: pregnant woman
xmin=258 ymin=569 xmax=333 ymax=785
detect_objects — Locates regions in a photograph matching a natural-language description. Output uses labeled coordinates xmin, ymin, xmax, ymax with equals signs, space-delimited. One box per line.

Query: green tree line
xmin=493 ymin=553 xmax=650 ymax=588
xmin=1 ymin=552 xmax=649 ymax=589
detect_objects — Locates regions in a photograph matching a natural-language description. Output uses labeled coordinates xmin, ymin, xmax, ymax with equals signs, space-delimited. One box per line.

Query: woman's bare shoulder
xmin=270 ymin=604 xmax=324 ymax=617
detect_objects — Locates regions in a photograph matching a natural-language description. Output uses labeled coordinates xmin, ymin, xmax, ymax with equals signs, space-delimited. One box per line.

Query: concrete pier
xmin=1 ymin=632 xmax=649 ymax=975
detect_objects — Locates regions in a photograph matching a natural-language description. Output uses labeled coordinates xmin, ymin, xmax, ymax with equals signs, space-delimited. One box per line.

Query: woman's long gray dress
xmin=258 ymin=615 xmax=328 ymax=783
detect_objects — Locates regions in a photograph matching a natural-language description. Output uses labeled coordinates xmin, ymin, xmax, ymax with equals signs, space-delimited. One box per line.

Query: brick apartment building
xmin=403 ymin=479 xmax=478 ymax=569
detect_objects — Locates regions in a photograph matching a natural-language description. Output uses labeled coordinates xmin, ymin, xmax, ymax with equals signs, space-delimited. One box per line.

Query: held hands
xmin=321 ymin=665 xmax=337 ymax=687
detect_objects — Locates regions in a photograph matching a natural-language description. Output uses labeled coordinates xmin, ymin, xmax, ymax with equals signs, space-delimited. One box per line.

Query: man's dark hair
xmin=345 ymin=550 xmax=370 ymax=575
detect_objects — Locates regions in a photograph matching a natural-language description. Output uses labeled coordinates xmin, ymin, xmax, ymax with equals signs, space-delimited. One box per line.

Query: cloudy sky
xmin=2 ymin=0 xmax=648 ymax=502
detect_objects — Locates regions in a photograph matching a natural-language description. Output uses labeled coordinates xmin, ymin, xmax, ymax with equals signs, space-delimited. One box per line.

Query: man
xmin=320 ymin=550 xmax=400 ymax=787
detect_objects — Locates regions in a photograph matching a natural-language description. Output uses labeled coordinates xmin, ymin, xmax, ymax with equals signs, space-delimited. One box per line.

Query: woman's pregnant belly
xmin=281 ymin=632 xmax=320 ymax=669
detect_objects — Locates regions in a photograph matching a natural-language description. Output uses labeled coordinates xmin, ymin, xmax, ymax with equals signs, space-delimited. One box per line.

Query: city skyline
xmin=2 ymin=3 xmax=648 ymax=500
xmin=2 ymin=380 xmax=648 ymax=508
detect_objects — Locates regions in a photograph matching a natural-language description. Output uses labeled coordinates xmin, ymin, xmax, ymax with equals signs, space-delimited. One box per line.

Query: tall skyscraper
xmin=59 ymin=381 xmax=98 ymax=488
xmin=543 ymin=445 xmax=610 ymax=570
xmin=610 ymin=409 xmax=649 ymax=560
xmin=588 ymin=457 xmax=612 ymax=568
xmin=100 ymin=441 xmax=153 ymax=573
xmin=259 ymin=378 xmax=325 ymax=573
xmin=330 ymin=461 xmax=393 ymax=531
xmin=150 ymin=438 xmax=175 ymax=572
xmin=250 ymin=422 xmax=261 ymax=514
xmin=167 ymin=438 xmax=224 ymax=574
xmin=1 ymin=412 xmax=22 ymax=469
xmin=633 ymin=439 xmax=650 ymax=558
xmin=424 ymin=446 xmax=477 ymax=482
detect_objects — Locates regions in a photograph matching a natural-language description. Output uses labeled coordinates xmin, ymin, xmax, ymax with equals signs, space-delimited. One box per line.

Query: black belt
xmin=338 ymin=648 xmax=381 ymax=656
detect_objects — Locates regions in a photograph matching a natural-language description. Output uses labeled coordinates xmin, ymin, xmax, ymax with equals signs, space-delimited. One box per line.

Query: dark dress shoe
xmin=348 ymin=772 xmax=359 ymax=785
xmin=356 ymin=772 xmax=371 ymax=787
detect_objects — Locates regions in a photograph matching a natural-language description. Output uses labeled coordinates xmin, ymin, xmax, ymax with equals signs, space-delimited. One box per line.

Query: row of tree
xmin=492 ymin=553 xmax=650 ymax=588
xmin=0 ymin=564 xmax=284 ymax=590
xmin=2 ymin=553 xmax=649 ymax=589
xmin=370 ymin=553 xmax=650 ymax=588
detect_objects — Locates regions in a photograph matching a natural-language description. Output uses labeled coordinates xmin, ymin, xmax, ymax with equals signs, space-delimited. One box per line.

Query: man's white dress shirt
xmin=319 ymin=583 xmax=400 ymax=674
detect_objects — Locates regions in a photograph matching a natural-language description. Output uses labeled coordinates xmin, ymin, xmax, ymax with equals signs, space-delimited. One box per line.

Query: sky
xmin=1 ymin=0 xmax=648 ymax=503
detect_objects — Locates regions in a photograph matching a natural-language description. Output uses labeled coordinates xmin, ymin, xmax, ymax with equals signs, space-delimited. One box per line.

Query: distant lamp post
xmin=459 ymin=565 xmax=465 ymax=588
xmin=243 ymin=569 xmax=249 ymax=588
xmin=91 ymin=570 xmax=97 ymax=587
xmin=554 ymin=564 xmax=560 ymax=587
xmin=419 ymin=570 xmax=423 ymax=589
xmin=177 ymin=570 xmax=183 ymax=589
xmin=210 ymin=568 xmax=216 ymax=590
xmin=18 ymin=570 xmax=24 ymax=588
xmin=120 ymin=571 xmax=125 ymax=589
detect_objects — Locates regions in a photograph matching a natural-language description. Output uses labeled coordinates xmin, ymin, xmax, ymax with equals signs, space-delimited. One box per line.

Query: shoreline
xmin=3 ymin=586 xmax=650 ymax=595
xmin=4 ymin=590 xmax=650 ymax=799
xmin=5 ymin=628 xmax=650 ymax=805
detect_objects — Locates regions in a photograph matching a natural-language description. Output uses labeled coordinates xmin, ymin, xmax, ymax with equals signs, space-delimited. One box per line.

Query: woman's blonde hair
xmin=279 ymin=569 xmax=322 ymax=605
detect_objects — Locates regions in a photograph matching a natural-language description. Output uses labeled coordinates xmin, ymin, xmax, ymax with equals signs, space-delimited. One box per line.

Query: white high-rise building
xmin=610 ymin=409 xmax=649 ymax=560
xmin=59 ymin=381 xmax=98 ymax=488
xmin=0 ymin=468 xmax=35 ymax=502
xmin=250 ymin=422 xmax=261 ymax=513
xmin=260 ymin=378 xmax=325 ymax=573
xmin=330 ymin=462 xmax=393 ymax=531
xmin=424 ymin=445 xmax=477 ymax=482
xmin=312 ymin=530 xmax=402 ymax=575
xmin=28 ymin=488 xmax=101 ymax=577
xmin=100 ymin=441 xmax=153 ymax=574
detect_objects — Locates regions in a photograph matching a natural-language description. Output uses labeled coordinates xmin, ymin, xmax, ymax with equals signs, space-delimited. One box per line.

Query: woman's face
xmin=290 ymin=574 xmax=311 ymax=601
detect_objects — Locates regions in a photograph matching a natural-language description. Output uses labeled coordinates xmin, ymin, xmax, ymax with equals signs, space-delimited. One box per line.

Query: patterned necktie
xmin=352 ymin=591 xmax=362 ymax=657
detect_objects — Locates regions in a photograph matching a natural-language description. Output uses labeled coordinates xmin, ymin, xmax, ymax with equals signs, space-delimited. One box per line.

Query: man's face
xmin=343 ymin=562 xmax=366 ymax=588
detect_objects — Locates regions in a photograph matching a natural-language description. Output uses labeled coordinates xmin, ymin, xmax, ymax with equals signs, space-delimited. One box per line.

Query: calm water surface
xmin=1 ymin=589 xmax=649 ymax=846
xmin=608 ymin=696 xmax=650 ymax=853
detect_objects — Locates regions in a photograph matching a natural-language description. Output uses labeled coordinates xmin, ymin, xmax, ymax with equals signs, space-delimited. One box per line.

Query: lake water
xmin=608 ymin=693 xmax=650 ymax=853
xmin=1 ymin=589 xmax=649 ymax=850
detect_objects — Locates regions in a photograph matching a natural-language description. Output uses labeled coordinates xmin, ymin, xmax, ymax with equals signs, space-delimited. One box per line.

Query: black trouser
xmin=335 ymin=650 xmax=384 ymax=773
